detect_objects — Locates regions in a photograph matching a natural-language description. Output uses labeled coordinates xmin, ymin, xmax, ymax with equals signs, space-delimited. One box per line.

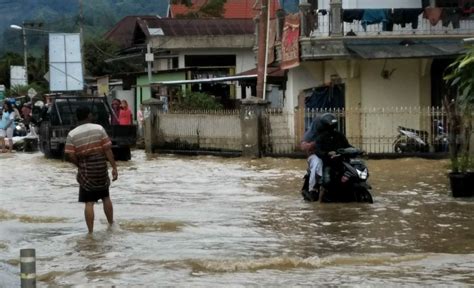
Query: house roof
xmin=105 ymin=16 xmax=255 ymax=48
xmin=170 ymin=0 xmax=281 ymax=18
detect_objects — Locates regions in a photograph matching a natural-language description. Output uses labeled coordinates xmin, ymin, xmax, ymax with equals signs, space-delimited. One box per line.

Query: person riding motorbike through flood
xmin=300 ymin=115 xmax=324 ymax=195
xmin=314 ymin=113 xmax=351 ymax=197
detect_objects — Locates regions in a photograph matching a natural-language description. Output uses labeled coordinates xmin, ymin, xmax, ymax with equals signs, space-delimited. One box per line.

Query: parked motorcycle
xmin=301 ymin=147 xmax=373 ymax=203
xmin=393 ymin=122 xmax=448 ymax=153
xmin=393 ymin=126 xmax=429 ymax=153
xmin=13 ymin=120 xmax=28 ymax=137
xmin=432 ymin=120 xmax=449 ymax=152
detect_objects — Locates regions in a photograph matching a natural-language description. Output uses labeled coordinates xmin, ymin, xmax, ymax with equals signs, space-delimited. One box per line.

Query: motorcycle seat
xmin=398 ymin=126 xmax=429 ymax=137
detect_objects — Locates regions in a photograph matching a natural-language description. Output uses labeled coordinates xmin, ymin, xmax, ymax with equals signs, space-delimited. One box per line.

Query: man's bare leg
xmin=84 ymin=202 xmax=95 ymax=233
xmin=0 ymin=138 xmax=5 ymax=152
xmin=7 ymin=139 xmax=13 ymax=153
xmin=102 ymin=197 xmax=114 ymax=225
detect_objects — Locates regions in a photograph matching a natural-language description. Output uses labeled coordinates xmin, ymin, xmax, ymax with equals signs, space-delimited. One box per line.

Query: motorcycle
xmin=393 ymin=122 xmax=448 ymax=153
xmin=301 ymin=147 xmax=374 ymax=203
xmin=432 ymin=120 xmax=449 ymax=152
xmin=393 ymin=126 xmax=429 ymax=153
xmin=13 ymin=120 xmax=28 ymax=137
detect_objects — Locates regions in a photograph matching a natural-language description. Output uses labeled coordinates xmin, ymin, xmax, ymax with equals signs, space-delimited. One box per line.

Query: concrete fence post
xmin=20 ymin=249 xmax=36 ymax=288
xmin=142 ymin=98 xmax=164 ymax=154
xmin=330 ymin=0 xmax=343 ymax=36
xmin=240 ymin=98 xmax=270 ymax=158
xmin=299 ymin=0 xmax=312 ymax=37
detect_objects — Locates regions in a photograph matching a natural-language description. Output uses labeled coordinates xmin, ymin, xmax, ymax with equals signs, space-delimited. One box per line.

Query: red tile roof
xmin=171 ymin=0 xmax=281 ymax=19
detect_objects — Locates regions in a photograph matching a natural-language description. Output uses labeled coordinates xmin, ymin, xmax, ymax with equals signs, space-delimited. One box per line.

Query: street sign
xmin=145 ymin=53 xmax=154 ymax=62
xmin=28 ymin=87 xmax=37 ymax=99
xmin=44 ymin=71 xmax=50 ymax=82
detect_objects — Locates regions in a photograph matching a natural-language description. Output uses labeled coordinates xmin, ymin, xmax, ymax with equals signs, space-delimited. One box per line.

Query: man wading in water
xmin=65 ymin=106 xmax=118 ymax=233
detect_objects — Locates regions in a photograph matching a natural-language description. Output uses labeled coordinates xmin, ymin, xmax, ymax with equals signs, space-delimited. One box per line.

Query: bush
xmin=174 ymin=90 xmax=223 ymax=110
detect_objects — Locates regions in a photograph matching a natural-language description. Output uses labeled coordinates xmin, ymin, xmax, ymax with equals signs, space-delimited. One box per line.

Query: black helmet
xmin=320 ymin=113 xmax=338 ymax=131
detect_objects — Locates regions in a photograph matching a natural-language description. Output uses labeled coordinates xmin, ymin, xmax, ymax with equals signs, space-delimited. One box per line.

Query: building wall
xmin=178 ymin=48 xmax=256 ymax=99
xmin=360 ymin=59 xmax=423 ymax=108
xmin=358 ymin=59 xmax=431 ymax=151
xmin=286 ymin=61 xmax=325 ymax=111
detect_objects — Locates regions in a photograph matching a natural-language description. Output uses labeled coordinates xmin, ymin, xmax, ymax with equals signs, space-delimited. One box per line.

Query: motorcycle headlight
xmin=356 ymin=168 xmax=368 ymax=180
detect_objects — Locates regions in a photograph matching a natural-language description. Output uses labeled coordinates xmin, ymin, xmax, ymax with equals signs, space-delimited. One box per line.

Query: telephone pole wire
xmin=256 ymin=0 xmax=269 ymax=99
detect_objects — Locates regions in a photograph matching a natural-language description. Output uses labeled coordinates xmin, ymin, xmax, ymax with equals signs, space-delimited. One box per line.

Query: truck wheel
xmin=113 ymin=147 xmax=131 ymax=161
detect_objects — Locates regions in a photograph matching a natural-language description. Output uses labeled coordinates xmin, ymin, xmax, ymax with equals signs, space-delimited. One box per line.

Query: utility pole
xmin=79 ymin=0 xmax=84 ymax=42
xmin=256 ymin=0 xmax=269 ymax=99
xmin=79 ymin=0 xmax=86 ymax=92
xmin=21 ymin=21 xmax=28 ymax=85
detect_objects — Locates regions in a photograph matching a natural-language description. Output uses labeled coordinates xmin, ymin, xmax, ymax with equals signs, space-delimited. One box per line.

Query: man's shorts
xmin=79 ymin=187 xmax=110 ymax=203
xmin=6 ymin=128 xmax=13 ymax=139
xmin=0 ymin=129 xmax=5 ymax=138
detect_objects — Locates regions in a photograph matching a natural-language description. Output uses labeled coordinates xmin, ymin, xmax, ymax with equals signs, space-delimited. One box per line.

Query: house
xmin=275 ymin=0 xmax=472 ymax=151
xmin=105 ymin=16 xmax=257 ymax=109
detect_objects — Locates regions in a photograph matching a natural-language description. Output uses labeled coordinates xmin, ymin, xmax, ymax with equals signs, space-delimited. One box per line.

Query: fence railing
xmin=291 ymin=106 xmax=449 ymax=155
xmin=312 ymin=13 xmax=474 ymax=37
xmin=149 ymin=106 xmax=450 ymax=157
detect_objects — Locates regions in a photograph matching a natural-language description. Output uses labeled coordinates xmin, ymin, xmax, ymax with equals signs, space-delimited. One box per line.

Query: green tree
xmin=83 ymin=37 xmax=131 ymax=77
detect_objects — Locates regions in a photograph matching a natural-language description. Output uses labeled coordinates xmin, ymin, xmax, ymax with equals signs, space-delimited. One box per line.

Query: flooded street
xmin=1 ymin=151 xmax=473 ymax=286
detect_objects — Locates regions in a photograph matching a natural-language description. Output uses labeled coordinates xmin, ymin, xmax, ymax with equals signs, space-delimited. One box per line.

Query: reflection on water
xmin=0 ymin=151 xmax=473 ymax=286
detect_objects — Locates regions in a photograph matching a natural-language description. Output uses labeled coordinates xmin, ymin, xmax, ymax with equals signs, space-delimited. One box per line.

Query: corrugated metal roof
xmin=105 ymin=16 xmax=255 ymax=48
xmin=142 ymin=18 xmax=255 ymax=36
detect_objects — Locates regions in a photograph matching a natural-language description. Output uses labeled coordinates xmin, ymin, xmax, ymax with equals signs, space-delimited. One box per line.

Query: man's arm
xmin=66 ymin=153 xmax=78 ymax=166
xmin=64 ymin=135 xmax=77 ymax=166
xmin=104 ymin=147 xmax=118 ymax=181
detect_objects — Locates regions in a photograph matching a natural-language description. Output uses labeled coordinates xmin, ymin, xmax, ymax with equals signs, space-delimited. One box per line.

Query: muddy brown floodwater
xmin=0 ymin=151 xmax=473 ymax=286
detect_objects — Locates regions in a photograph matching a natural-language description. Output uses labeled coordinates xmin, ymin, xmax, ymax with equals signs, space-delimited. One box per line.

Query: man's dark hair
xmin=76 ymin=106 xmax=91 ymax=122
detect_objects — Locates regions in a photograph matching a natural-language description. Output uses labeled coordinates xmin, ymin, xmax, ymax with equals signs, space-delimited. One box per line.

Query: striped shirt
xmin=65 ymin=123 xmax=112 ymax=191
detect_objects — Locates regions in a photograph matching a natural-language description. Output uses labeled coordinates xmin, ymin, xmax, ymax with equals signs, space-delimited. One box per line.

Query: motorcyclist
xmin=314 ymin=113 xmax=351 ymax=191
xmin=300 ymin=115 xmax=324 ymax=196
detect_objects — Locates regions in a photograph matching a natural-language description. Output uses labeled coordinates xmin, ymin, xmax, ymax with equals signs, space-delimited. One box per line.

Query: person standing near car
xmin=0 ymin=101 xmax=16 ymax=153
xmin=118 ymin=99 xmax=132 ymax=125
xmin=111 ymin=98 xmax=121 ymax=125
xmin=65 ymin=106 xmax=118 ymax=234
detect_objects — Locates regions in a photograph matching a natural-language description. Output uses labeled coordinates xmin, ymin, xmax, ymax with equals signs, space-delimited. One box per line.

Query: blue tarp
xmin=280 ymin=0 xmax=299 ymax=13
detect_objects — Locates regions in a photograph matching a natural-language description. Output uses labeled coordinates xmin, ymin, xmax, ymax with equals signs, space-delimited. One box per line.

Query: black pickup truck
xmin=34 ymin=95 xmax=136 ymax=160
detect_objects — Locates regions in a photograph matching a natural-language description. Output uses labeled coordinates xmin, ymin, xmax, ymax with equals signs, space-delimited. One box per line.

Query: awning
xmin=237 ymin=66 xmax=286 ymax=77
xmin=150 ymin=74 xmax=257 ymax=85
xmin=345 ymin=39 xmax=465 ymax=59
